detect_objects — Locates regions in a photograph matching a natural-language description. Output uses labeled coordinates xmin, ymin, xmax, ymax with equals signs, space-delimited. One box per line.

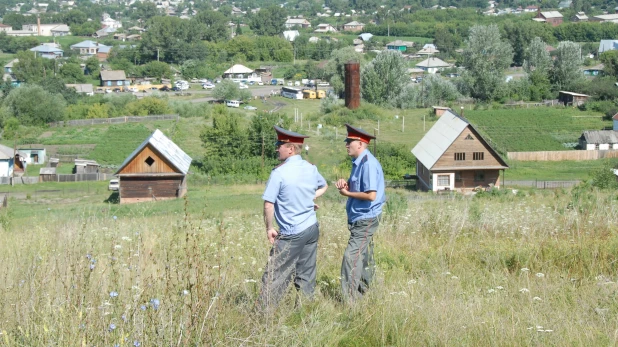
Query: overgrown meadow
xmin=1 ymin=185 xmax=618 ymax=345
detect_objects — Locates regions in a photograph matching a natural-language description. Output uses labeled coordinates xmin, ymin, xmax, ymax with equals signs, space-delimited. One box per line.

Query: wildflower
xmin=182 ymin=290 xmax=189 ymax=296
xmin=520 ymin=268 xmax=529 ymax=272
xmin=109 ymin=291 xmax=118 ymax=298
xmin=114 ymin=245 xmax=122 ymax=249
xmin=519 ymin=288 xmax=530 ymax=293
xmin=108 ymin=323 xmax=116 ymax=331
xmin=121 ymin=237 xmax=131 ymax=241
xmin=121 ymin=314 xmax=127 ymax=322
xmin=495 ymin=286 xmax=504 ymax=290
xmin=407 ymin=279 xmax=417 ymax=284
xmin=90 ymin=264 xmax=95 ymax=271
xmin=533 ymin=296 xmax=542 ymax=301
xmin=535 ymin=273 xmax=545 ymax=278
xmin=140 ymin=305 xmax=146 ymax=311
xmin=245 ymin=279 xmax=257 ymax=283
xmin=86 ymin=254 xmax=92 ymax=260
xmin=113 ymin=216 xmax=117 ymax=220
xmin=487 ymin=289 xmax=495 ymax=293
xmin=451 ymin=276 xmax=459 ymax=280
xmin=134 ymin=341 xmax=141 ymax=347
xmin=150 ymin=298 xmax=160 ymax=310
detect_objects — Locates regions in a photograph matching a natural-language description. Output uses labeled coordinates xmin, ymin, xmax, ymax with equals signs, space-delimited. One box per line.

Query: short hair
xmin=287 ymin=143 xmax=302 ymax=154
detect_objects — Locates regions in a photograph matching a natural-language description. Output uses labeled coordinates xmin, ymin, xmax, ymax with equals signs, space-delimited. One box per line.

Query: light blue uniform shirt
xmin=346 ymin=149 xmax=386 ymax=223
xmin=262 ymin=155 xmax=327 ymax=235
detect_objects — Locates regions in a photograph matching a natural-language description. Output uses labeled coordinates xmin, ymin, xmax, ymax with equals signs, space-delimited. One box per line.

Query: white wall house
xmin=18 ymin=148 xmax=46 ymax=165
xmin=579 ymin=130 xmax=618 ymax=150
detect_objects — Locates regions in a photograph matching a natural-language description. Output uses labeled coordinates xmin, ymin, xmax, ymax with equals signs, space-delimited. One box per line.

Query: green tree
xmin=140 ymin=61 xmax=171 ymax=80
xmin=132 ymin=2 xmax=159 ymax=21
xmin=64 ymin=9 xmax=88 ymax=25
xmin=421 ymin=74 xmax=461 ymax=106
xmin=85 ymin=55 xmax=100 ymax=76
xmin=248 ymin=111 xmax=292 ymax=159
xmin=551 ymin=41 xmax=583 ymax=91
xmin=86 ymin=103 xmax=111 ymax=119
xmin=249 ymin=5 xmax=287 ymax=36
xmin=460 ymin=24 xmax=513 ymax=101
xmin=200 ymin=105 xmax=249 ymax=160
xmin=3 ymin=85 xmax=66 ymax=125
xmin=212 ymin=79 xmax=241 ymax=100
xmin=524 ymin=37 xmax=553 ymax=101
xmin=361 ymin=50 xmax=409 ymax=107
xmin=124 ymin=97 xmax=171 ymax=116
xmin=39 ymin=76 xmax=81 ymax=105
xmin=194 ymin=10 xmax=229 ymax=42
xmin=13 ymin=50 xmax=45 ymax=83
xmin=59 ymin=62 xmax=87 ymax=83
xmin=324 ymin=46 xmax=363 ymax=96
xmin=600 ymin=50 xmax=618 ymax=78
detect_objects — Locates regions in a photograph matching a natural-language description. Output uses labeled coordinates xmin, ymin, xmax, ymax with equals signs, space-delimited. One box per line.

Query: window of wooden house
xmin=145 ymin=156 xmax=155 ymax=166
xmin=465 ymin=134 xmax=474 ymax=140
xmin=454 ymin=152 xmax=465 ymax=161
xmin=473 ymin=152 xmax=484 ymax=160
xmin=474 ymin=171 xmax=485 ymax=182
xmin=437 ymin=175 xmax=450 ymax=186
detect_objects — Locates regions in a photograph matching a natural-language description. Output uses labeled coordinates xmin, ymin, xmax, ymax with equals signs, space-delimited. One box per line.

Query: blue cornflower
xmin=108 ymin=323 xmax=116 ymax=331
xmin=113 ymin=216 xmax=117 ymax=220
xmin=150 ymin=298 xmax=160 ymax=310
xmin=90 ymin=264 xmax=95 ymax=270
xmin=140 ymin=305 xmax=146 ymax=311
xmin=109 ymin=291 xmax=118 ymax=298
xmin=86 ymin=254 xmax=92 ymax=260
xmin=133 ymin=341 xmax=141 ymax=347
xmin=121 ymin=314 xmax=127 ymax=322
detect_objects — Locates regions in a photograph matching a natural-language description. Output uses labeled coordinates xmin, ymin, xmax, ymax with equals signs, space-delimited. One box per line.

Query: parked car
xmin=112 ymin=88 xmax=122 ymax=92
xmin=108 ymin=179 xmax=119 ymax=191
xmin=258 ymin=81 xmax=264 ymax=86
xmin=126 ymin=87 xmax=138 ymax=92
xmin=239 ymin=83 xmax=248 ymax=89
xmin=248 ymin=81 xmax=255 ymax=85
xmin=149 ymin=87 xmax=159 ymax=91
xmin=244 ymin=105 xmax=257 ymax=110
xmin=202 ymin=83 xmax=215 ymax=89
xmin=159 ymin=86 xmax=171 ymax=91
xmin=198 ymin=79 xmax=209 ymax=84
xmin=105 ymin=89 xmax=112 ymax=93
xmin=171 ymin=86 xmax=182 ymax=91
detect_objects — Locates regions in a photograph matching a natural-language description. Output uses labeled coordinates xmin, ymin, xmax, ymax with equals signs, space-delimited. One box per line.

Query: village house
xmin=66 ymin=84 xmax=94 ymax=96
xmin=432 ymin=106 xmax=451 ymax=117
xmin=70 ymin=40 xmax=111 ymax=56
xmin=3 ymin=59 xmax=20 ymax=86
xmin=343 ymin=21 xmax=365 ymax=31
xmin=222 ymin=64 xmax=262 ymax=83
xmin=590 ymin=12 xmax=618 ymax=23
xmin=416 ymin=57 xmax=451 ymax=74
xmin=599 ymin=39 xmax=618 ymax=53
xmin=22 ymin=23 xmax=70 ymax=36
xmin=571 ymin=12 xmax=588 ymax=22
xmin=579 ymin=130 xmax=618 ymax=150
xmin=411 ymin=110 xmax=509 ymax=192
xmin=30 ymin=44 xmax=63 ymax=59
xmin=0 ymin=144 xmax=26 ymax=178
xmin=534 ymin=11 xmax=563 ymax=26
xmin=284 ymin=18 xmax=311 ymax=28
xmin=314 ymin=24 xmax=338 ymax=33
xmin=386 ymin=40 xmax=414 ymax=52
xmin=114 ymin=129 xmax=192 ymax=204
xmin=100 ymin=70 xmax=130 ymax=87
xmin=0 ymin=23 xmax=12 ymax=32
xmin=417 ymin=43 xmax=440 ymax=56
xmin=558 ymin=91 xmax=589 ymax=106
xmin=583 ymin=64 xmax=604 ymax=76
xmin=18 ymin=147 xmax=46 ymax=165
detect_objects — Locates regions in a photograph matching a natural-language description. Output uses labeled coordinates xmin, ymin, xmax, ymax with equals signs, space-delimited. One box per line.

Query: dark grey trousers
xmin=341 ymin=215 xmax=380 ymax=302
xmin=259 ymin=222 xmax=320 ymax=308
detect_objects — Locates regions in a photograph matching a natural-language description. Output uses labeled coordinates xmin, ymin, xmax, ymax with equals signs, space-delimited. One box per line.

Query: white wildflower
xmin=520 ymin=268 xmax=529 ymax=272
xmin=535 ymin=273 xmax=545 ymax=278
xmin=533 ymin=296 xmax=542 ymax=301
xmin=407 ymin=279 xmax=417 ymax=284
xmin=495 ymin=286 xmax=504 ymax=290
xmin=244 ymin=279 xmax=257 ymax=283
xmin=519 ymin=288 xmax=530 ymax=293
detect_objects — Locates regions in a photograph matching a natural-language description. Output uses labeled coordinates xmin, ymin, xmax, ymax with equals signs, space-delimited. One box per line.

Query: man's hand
xmin=313 ymin=203 xmax=319 ymax=211
xmin=267 ymin=228 xmax=278 ymax=244
xmin=336 ymin=178 xmax=350 ymax=197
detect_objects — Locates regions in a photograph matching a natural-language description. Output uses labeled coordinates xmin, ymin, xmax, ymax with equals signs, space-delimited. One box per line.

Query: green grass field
xmin=1 ymin=180 xmax=618 ymax=345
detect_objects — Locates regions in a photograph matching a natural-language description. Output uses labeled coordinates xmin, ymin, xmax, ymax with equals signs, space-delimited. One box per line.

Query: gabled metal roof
xmin=412 ymin=110 xmax=468 ymax=169
xmin=115 ymin=129 xmax=192 ymax=175
xmin=411 ymin=110 xmax=508 ymax=170
xmin=580 ymin=130 xmax=618 ymax=144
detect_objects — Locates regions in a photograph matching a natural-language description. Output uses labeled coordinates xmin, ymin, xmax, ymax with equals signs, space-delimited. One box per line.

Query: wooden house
xmin=100 ymin=70 xmax=130 ymax=87
xmin=432 ymin=106 xmax=451 ymax=117
xmin=411 ymin=110 xmax=509 ymax=192
xmin=39 ymin=167 xmax=57 ymax=182
xmin=558 ymin=91 xmax=589 ymax=106
xmin=114 ymin=129 xmax=192 ymax=204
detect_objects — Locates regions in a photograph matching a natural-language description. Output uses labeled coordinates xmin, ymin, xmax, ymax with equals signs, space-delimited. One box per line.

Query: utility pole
xmin=157 ymin=48 xmax=160 ymax=62
xmin=261 ymin=135 xmax=265 ymax=170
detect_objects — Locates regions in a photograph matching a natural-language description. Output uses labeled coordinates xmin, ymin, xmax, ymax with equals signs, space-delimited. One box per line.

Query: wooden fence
xmin=48 ymin=114 xmax=180 ymax=127
xmin=507 ymin=150 xmax=618 ymax=161
xmin=0 ymin=173 xmax=114 ymax=185
xmin=504 ymin=180 xmax=580 ymax=189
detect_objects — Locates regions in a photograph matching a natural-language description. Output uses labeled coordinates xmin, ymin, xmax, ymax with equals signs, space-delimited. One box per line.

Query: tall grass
xmin=1 ymin=186 xmax=618 ymax=345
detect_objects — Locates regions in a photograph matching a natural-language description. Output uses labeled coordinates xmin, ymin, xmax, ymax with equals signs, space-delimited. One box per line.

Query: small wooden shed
xmin=39 ymin=167 xmax=57 ymax=182
xmin=74 ymin=159 xmax=99 ymax=174
xmin=558 ymin=91 xmax=589 ymax=106
xmin=114 ymin=129 xmax=192 ymax=204
xmin=432 ymin=106 xmax=451 ymax=117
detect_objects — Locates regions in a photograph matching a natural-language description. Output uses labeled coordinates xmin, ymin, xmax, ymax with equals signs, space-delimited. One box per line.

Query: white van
xmin=226 ymin=100 xmax=240 ymax=108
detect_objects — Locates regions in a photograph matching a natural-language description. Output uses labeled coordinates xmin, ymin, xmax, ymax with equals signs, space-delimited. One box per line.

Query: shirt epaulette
xmin=361 ymin=155 xmax=368 ymax=163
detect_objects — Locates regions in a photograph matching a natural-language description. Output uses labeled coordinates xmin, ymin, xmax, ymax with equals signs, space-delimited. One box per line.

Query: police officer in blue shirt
xmin=259 ymin=126 xmax=328 ymax=309
xmin=335 ymin=124 xmax=386 ymax=302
